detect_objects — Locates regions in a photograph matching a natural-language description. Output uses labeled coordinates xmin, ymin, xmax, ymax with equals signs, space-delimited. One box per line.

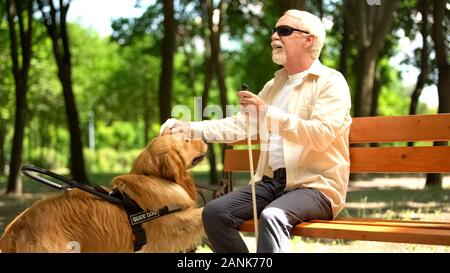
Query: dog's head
xmin=130 ymin=135 xmax=207 ymax=201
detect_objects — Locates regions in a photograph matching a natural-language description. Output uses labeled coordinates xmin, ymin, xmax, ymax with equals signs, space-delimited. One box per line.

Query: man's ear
xmin=304 ymin=35 xmax=315 ymax=48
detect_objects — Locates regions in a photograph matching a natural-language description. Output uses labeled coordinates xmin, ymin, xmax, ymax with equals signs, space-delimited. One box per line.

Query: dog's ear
xmin=159 ymin=149 xmax=196 ymax=202
xmin=131 ymin=150 xmax=149 ymax=175
xmin=131 ymin=141 xmax=159 ymax=176
xmin=159 ymin=149 xmax=185 ymax=180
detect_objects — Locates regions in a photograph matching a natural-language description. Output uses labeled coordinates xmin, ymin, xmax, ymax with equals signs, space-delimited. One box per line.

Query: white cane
xmin=241 ymin=84 xmax=259 ymax=251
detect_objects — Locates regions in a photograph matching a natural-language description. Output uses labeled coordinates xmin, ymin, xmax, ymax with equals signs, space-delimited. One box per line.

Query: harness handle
xmin=21 ymin=165 xmax=123 ymax=205
xmin=22 ymin=165 xmax=74 ymax=190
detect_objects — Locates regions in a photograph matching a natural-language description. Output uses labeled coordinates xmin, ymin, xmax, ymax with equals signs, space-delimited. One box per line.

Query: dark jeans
xmin=202 ymin=174 xmax=333 ymax=253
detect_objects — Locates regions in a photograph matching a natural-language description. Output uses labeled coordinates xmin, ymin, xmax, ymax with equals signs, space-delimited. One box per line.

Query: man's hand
xmin=237 ymin=91 xmax=268 ymax=120
xmin=160 ymin=118 xmax=190 ymax=137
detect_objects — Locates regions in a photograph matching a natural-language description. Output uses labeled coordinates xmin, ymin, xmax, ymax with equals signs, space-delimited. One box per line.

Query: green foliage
xmin=70 ymin=23 xmax=124 ymax=123
xmin=0 ymin=22 xmax=14 ymax=121
xmin=111 ymin=1 xmax=163 ymax=46
xmin=95 ymin=121 xmax=143 ymax=150
xmin=97 ymin=36 xmax=160 ymax=130
xmin=84 ymin=147 xmax=140 ymax=173
xmin=28 ymin=147 xmax=61 ymax=169
xmin=27 ymin=23 xmax=64 ymax=124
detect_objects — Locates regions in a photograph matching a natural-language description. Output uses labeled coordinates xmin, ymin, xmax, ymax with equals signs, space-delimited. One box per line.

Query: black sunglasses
xmin=273 ymin=25 xmax=310 ymax=37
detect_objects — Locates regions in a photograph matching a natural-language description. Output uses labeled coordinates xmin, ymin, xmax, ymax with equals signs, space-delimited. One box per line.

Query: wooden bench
xmin=222 ymin=114 xmax=450 ymax=246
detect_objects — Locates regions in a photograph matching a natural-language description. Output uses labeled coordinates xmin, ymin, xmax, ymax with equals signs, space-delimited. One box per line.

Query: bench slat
xmin=350 ymin=114 xmax=450 ymax=143
xmin=331 ymin=217 xmax=450 ymax=226
xmin=226 ymin=138 xmax=259 ymax=146
xmin=310 ymin=218 xmax=450 ymax=230
xmin=350 ymin=146 xmax=450 ymax=173
xmin=239 ymin=220 xmax=450 ymax=245
xmin=224 ymin=149 xmax=260 ymax=172
xmin=224 ymin=146 xmax=450 ymax=173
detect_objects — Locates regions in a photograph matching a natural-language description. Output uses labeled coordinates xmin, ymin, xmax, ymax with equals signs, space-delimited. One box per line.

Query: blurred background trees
xmin=0 ymin=0 xmax=448 ymax=194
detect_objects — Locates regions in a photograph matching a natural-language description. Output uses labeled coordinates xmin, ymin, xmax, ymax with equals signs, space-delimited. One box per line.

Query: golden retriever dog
xmin=0 ymin=135 xmax=207 ymax=253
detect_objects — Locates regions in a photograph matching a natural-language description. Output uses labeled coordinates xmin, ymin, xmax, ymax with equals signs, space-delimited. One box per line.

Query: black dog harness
xmin=109 ymin=188 xmax=182 ymax=251
xmin=21 ymin=165 xmax=183 ymax=251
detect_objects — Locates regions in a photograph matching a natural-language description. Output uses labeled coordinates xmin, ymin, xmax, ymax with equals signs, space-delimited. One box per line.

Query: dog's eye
xmin=184 ymin=140 xmax=189 ymax=143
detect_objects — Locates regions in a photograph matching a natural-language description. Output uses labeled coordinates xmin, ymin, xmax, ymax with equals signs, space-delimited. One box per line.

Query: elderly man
xmin=161 ymin=10 xmax=352 ymax=253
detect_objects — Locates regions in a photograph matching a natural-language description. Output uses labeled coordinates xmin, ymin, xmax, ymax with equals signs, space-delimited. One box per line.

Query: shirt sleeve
xmin=189 ymin=79 xmax=275 ymax=143
xmin=189 ymin=114 xmax=248 ymax=143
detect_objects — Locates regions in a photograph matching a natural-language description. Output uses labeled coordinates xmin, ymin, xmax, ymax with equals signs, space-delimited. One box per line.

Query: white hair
xmin=284 ymin=10 xmax=326 ymax=59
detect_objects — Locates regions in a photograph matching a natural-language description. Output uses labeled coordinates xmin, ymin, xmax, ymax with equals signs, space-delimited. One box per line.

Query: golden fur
xmin=0 ymin=135 xmax=208 ymax=253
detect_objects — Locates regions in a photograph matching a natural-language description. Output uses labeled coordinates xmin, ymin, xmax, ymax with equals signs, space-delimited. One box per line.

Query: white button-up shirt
xmin=190 ymin=60 xmax=352 ymax=218
xmin=268 ymin=69 xmax=310 ymax=171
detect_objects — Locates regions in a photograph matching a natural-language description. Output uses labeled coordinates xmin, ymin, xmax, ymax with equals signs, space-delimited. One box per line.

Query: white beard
xmin=272 ymin=51 xmax=286 ymax=65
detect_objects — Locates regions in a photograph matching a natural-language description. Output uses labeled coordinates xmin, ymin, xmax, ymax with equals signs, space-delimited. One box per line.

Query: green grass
xmin=1 ymin=172 xmax=449 ymax=252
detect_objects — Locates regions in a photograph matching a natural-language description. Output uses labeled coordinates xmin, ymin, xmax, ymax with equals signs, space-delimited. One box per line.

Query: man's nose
xmin=271 ymin=31 xmax=279 ymax=41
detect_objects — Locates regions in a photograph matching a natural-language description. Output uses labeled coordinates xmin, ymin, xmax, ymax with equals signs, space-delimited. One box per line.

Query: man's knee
xmin=202 ymin=199 xmax=227 ymax=226
xmin=259 ymin=207 xmax=289 ymax=226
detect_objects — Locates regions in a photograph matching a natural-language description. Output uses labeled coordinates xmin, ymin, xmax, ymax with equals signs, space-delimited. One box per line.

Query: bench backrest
xmin=224 ymin=114 xmax=450 ymax=173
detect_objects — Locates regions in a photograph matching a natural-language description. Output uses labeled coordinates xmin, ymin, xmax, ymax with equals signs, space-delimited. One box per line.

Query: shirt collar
xmin=274 ymin=59 xmax=326 ymax=80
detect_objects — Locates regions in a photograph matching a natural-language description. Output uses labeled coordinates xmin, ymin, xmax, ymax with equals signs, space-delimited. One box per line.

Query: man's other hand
xmin=237 ymin=91 xmax=268 ymax=119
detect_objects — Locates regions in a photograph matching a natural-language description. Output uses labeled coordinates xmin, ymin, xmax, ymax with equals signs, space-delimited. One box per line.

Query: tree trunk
xmin=39 ymin=117 xmax=44 ymax=166
xmin=5 ymin=0 xmax=33 ymax=195
xmin=206 ymin=143 xmax=218 ymax=185
xmin=278 ymin=0 xmax=306 ymax=15
xmin=60 ymin=66 xmax=88 ymax=183
xmin=143 ymin=86 xmax=150 ymax=144
xmin=144 ymin=115 xmax=149 ymax=145
xmin=27 ymin=119 xmax=32 ymax=163
xmin=181 ymin=36 xmax=197 ymax=98
xmin=214 ymin=0 xmax=229 ymax=168
xmin=426 ymin=0 xmax=450 ymax=188
xmin=0 ymin=122 xmax=6 ymax=175
xmin=0 ymin=2 xmax=4 ymax=30
xmin=202 ymin=0 xmax=218 ymax=185
xmin=354 ymin=49 xmax=377 ymax=117
xmin=158 ymin=0 xmax=176 ymax=124
xmin=408 ymin=0 xmax=430 ymax=147
xmin=318 ymin=0 xmax=323 ymax=20
xmin=6 ymin=80 xmax=26 ymax=194
xmin=369 ymin=65 xmax=381 ymax=148
xmin=38 ymin=0 xmax=89 ymax=184
xmin=200 ymin=56 xmax=218 ymax=185
xmin=214 ymin=0 xmax=228 ymax=117
xmin=370 ymin=64 xmax=381 ymax=117
xmin=345 ymin=0 xmax=399 ymax=117
xmin=339 ymin=15 xmax=350 ymax=78
xmin=201 ymin=57 xmax=213 ymax=112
